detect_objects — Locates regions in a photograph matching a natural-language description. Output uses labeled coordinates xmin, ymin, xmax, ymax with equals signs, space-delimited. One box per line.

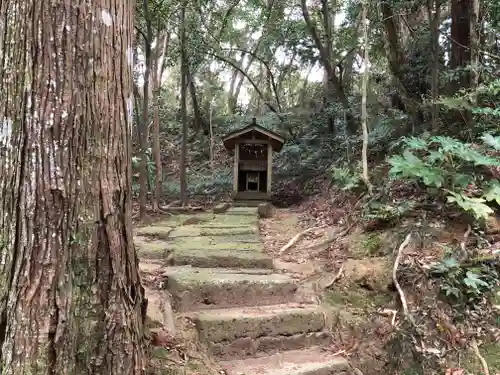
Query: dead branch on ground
xmin=377 ymin=308 xmax=398 ymax=326
xmin=460 ymin=224 xmax=472 ymax=253
xmin=324 ymin=264 xmax=345 ymax=289
xmin=471 ymin=340 xmax=490 ymax=375
xmin=393 ymin=232 xmax=413 ymax=322
xmin=279 ymin=226 xmax=324 ymax=255
xmin=303 ymin=224 xmax=355 ymax=252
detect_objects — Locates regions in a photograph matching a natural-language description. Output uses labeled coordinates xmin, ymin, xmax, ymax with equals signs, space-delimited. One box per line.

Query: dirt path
xmin=136 ymin=206 xmax=350 ymax=375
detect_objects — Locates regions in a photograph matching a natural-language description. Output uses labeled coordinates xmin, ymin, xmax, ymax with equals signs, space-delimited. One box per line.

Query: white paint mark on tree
xmin=0 ymin=117 xmax=12 ymax=144
xmin=101 ymin=9 xmax=112 ymax=26
xmin=126 ymin=47 xmax=133 ymax=67
xmin=126 ymin=94 xmax=134 ymax=131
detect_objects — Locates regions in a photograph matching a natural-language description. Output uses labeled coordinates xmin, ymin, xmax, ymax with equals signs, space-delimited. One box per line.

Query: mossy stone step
xmin=220 ymin=347 xmax=349 ymax=375
xmin=165 ymin=267 xmax=297 ymax=312
xmin=168 ymin=236 xmax=262 ymax=251
xmin=232 ymin=200 xmax=268 ymax=208
xmin=171 ymin=248 xmax=273 ymax=269
xmin=226 ymin=207 xmax=259 ymax=215
xmin=169 ymin=225 xmax=259 ymax=238
xmin=134 ymin=237 xmax=170 ymax=259
xmin=135 ymin=225 xmax=173 ymax=239
xmin=192 ymin=304 xmax=331 ymax=360
xmin=135 ymin=235 xmax=270 ymax=268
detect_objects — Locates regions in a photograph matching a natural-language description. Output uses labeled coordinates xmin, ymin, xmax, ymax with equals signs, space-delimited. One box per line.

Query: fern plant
xmin=330 ymin=164 xmax=362 ymax=191
xmin=388 ymin=134 xmax=500 ymax=219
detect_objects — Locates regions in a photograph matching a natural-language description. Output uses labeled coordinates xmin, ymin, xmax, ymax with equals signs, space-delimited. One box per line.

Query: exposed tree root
xmin=302 ymin=224 xmax=355 ymax=252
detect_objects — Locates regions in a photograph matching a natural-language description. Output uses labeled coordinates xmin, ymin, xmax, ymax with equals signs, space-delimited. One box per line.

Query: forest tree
xmin=0 ymin=0 xmax=146 ymax=373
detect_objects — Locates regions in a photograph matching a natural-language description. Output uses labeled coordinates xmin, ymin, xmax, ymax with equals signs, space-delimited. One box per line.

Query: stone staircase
xmin=136 ymin=206 xmax=349 ymax=375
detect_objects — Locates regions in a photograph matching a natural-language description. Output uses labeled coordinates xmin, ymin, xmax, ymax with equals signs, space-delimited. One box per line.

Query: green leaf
xmin=463 ymin=271 xmax=489 ymax=289
xmin=428 ymin=150 xmax=444 ymax=164
xmin=442 ymin=258 xmax=459 ymax=269
xmin=420 ymin=168 xmax=445 ymax=188
xmin=481 ymin=133 xmax=500 ymax=150
xmin=452 ymin=173 xmax=473 ymax=189
xmin=403 ymin=149 xmax=425 ymax=166
xmin=403 ymin=137 xmax=428 ymax=150
xmin=483 ymin=180 xmax=500 ymax=205
xmin=446 ymin=191 xmax=494 ymax=220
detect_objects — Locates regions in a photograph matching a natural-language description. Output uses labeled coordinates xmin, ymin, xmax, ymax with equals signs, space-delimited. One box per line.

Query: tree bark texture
xmin=0 ymin=1 xmax=146 ymax=374
xmin=450 ymin=0 xmax=472 ymax=86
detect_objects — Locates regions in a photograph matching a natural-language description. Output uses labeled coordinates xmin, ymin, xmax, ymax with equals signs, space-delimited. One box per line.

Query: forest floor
xmin=260 ymin=207 xmax=500 ymax=375
xmin=136 ymin=199 xmax=500 ymax=375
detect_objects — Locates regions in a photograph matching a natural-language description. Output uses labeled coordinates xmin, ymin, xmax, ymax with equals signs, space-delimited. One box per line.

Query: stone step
xmin=192 ymin=304 xmax=332 ymax=360
xmin=220 ymin=347 xmax=349 ymax=375
xmin=134 ymin=236 xmax=170 ymax=259
xmin=168 ymin=235 xmax=262 ymax=251
xmin=171 ymin=248 xmax=274 ymax=269
xmin=164 ymin=266 xmax=298 ymax=312
xmin=232 ymin=200 xmax=267 ymax=207
xmin=169 ymin=225 xmax=259 ymax=238
xmin=135 ymin=236 xmax=272 ymax=269
xmin=226 ymin=206 xmax=259 ymax=214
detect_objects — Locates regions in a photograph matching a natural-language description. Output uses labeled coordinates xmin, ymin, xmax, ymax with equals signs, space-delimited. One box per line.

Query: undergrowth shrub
xmin=388 ymin=134 xmax=500 ymax=219
xmin=431 ymin=257 xmax=499 ymax=305
xmin=162 ymin=167 xmax=233 ymax=199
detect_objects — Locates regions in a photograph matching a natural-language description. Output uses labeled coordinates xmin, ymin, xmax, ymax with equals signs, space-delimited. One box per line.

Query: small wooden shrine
xmin=223 ymin=118 xmax=285 ymax=201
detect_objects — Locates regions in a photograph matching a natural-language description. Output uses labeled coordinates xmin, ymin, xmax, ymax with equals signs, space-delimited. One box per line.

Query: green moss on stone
xmin=168 ymin=225 xmax=258 ymax=238
xmin=172 ymin=248 xmax=273 ymax=269
xmin=134 ymin=237 xmax=170 ymax=259
xmin=135 ymin=226 xmax=173 ymax=239
xmin=195 ymin=306 xmax=324 ymax=342
xmin=168 ymin=236 xmax=262 ymax=252
xmin=325 ymin=288 xmax=393 ymax=310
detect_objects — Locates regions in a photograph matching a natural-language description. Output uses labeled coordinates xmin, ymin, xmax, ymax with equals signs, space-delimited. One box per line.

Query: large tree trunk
xmin=0 ymin=0 xmax=146 ymax=374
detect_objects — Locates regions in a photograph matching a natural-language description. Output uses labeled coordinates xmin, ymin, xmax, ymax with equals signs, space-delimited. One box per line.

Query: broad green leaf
xmin=463 ymin=271 xmax=489 ymax=289
xmin=483 ymin=180 xmax=500 ymax=205
xmin=446 ymin=191 xmax=494 ymax=219
xmin=481 ymin=133 xmax=500 ymax=150
xmin=403 ymin=137 xmax=428 ymax=150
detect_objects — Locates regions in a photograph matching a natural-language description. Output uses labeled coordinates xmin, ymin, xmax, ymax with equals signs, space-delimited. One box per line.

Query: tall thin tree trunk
xmin=152 ymin=49 xmax=162 ymax=211
xmin=469 ymin=0 xmax=480 ymax=90
xmin=361 ymin=1 xmax=372 ymax=194
xmin=428 ymin=0 xmax=441 ymax=130
xmin=139 ymin=0 xmax=153 ymax=219
xmin=0 ymin=0 xmax=146 ymax=373
xmin=209 ymin=99 xmax=214 ymax=170
xmin=180 ymin=2 xmax=188 ymax=206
